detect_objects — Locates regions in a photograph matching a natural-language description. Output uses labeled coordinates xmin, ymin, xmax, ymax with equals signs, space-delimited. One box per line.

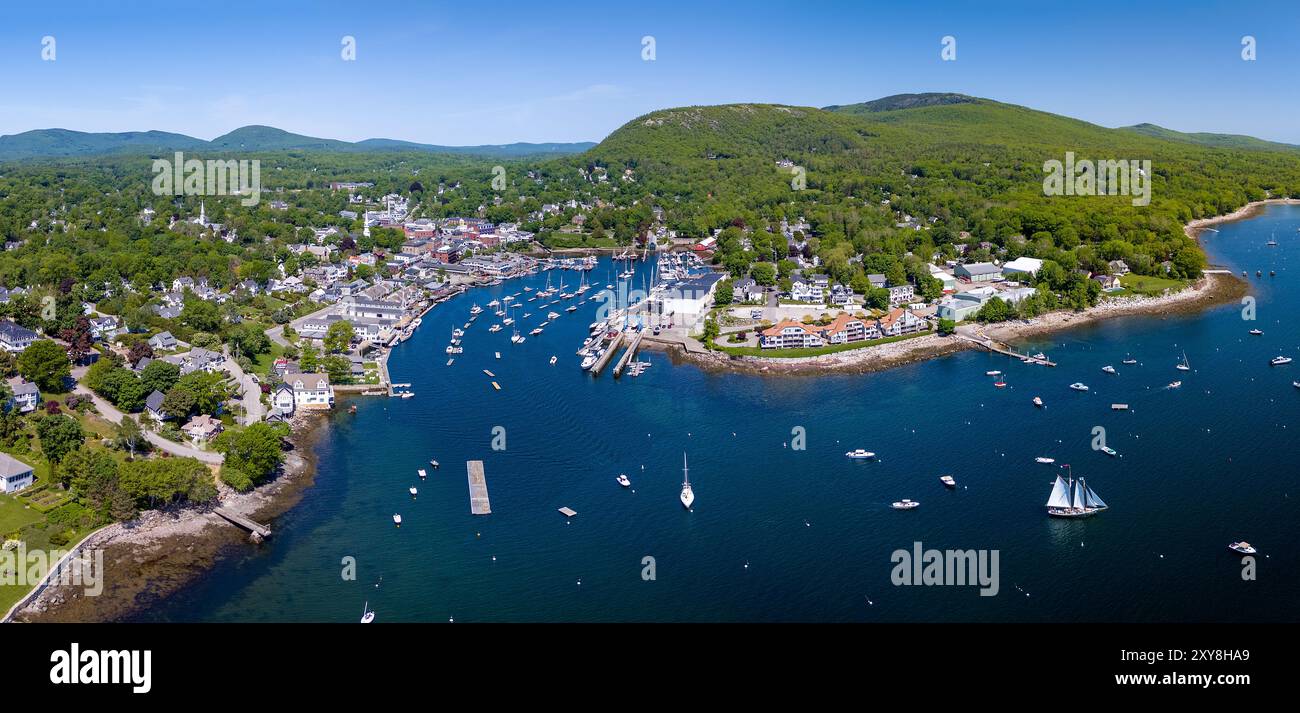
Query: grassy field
xmin=0 ymin=493 xmax=44 ymax=537
xmin=1119 ymin=273 xmax=1187 ymax=295
xmin=709 ymin=329 xmax=931 ymax=357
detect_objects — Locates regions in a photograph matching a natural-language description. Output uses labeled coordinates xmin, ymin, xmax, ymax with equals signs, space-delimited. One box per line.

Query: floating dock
xmin=558 ymin=507 xmax=577 ymax=518
xmin=612 ymin=329 xmax=645 ymax=377
xmin=467 ymin=460 xmax=492 ymax=515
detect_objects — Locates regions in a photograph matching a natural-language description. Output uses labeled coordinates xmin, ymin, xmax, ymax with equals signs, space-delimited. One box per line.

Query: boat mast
xmin=682 ymin=452 xmax=689 ymax=486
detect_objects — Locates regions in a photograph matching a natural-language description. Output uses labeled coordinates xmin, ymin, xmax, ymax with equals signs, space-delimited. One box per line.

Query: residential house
xmin=1092 ymin=274 xmax=1123 ymax=291
xmin=789 ymin=280 xmax=821 ymax=302
xmin=149 ymin=331 xmax=177 ymax=350
xmin=8 ymin=379 xmax=40 ymax=413
xmin=182 ymin=414 xmax=223 ymax=444
xmin=271 ymin=382 xmax=296 ymax=413
xmin=733 ymin=277 xmax=764 ymax=303
xmin=283 ymin=372 xmax=334 ymax=410
xmin=0 ymin=320 xmax=38 ymax=352
xmin=1108 ymin=260 xmax=1131 ymax=276
xmin=888 ymin=284 xmax=915 ymax=306
xmin=878 ymin=308 xmax=927 ymax=336
xmin=0 ymin=452 xmax=34 ymax=493
xmin=821 ymin=313 xmax=879 ymax=344
xmin=760 ymin=320 xmax=826 ymax=349
xmin=144 ymin=390 xmax=167 ymax=421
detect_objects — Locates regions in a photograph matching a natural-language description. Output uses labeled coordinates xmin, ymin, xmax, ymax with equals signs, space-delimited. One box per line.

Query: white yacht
xmin=549 ymin=356 xmax=558 ymax=365
xmin=616 ymin=474 xmax=631 ymax=488
xmin=580 ymin=353 xmax=598 ymax=370
xmin=680 ymin=453 xmax=695 ymax=509
xmin=845 ymin=449 xmax=876 ymax=459
xmin=1035 ymin=457 xmax=1055 ymax=464
xmin=392 ymin=514 xmax=402 ymax=526
xmin=1045 ymin=467 xmax=1108 ymax=518
xmin=489 ymin=324 xmax=503 ymax=332
xmin=470 ymin=304 xmax=483 ymax=315
xmin=1069 ymin=382 xmax=1089 ymax=391
xmin=1228 ymin=542 xmax=1257 ymax=555
xmin=548 ymin=311 xmax=561 ymax=320
xmin=1270 ymin=356 xmax=1293 ymax=365
xmin=409 ymin=487 xmax=418 ymax=497
xmin=939 ymin=475 xmax=956 ymax=488
xmin=1101 ymin=365 xmax=1116 ymax=374
xmin=1032 ymin=396 xmax=1044 ymax=408
xmin=1249 ymin=329 xmax=1263 ymax=335
xmin=891 ymin=499 xmax=920 ymax=510
xmin=417 ymin=469 xmax=427 ymax=479
xmin=360 ymin=602 xmax=375 ymax=624
xmin=1100 ymin=446 xmax=1117 ymax=457
xmin=530 ymin=327 xmax=544 ymax=336
xmin=1176 ymin=351 xmax=1191 ymax=371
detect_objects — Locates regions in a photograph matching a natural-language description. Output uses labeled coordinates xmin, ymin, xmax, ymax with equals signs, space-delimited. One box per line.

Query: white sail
xmin=1082 ymin=480 xmax=1107 ymax=509
xmin=1046 ymin=476 xmax=1072 ymax=508
xmin=1070 ymin=480 xmax=1085 ymax=510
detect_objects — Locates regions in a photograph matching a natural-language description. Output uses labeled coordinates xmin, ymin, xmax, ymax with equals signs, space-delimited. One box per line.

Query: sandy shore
xmin=1184 ymin=198 xmax=1300 ymax=238
xmin=11 ymin=413 xmax=329 ymax=623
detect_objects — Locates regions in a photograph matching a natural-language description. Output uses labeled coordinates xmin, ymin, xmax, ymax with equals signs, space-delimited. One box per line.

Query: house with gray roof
xmin=0 ymin=320 xmax=38 ymax=352
xmin=0 ymin=452 xmax=34 ymax=493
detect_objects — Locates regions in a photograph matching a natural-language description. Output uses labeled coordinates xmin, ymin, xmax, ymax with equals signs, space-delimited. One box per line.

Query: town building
xmin=955 ymin=262 xmax=1002 ymax=283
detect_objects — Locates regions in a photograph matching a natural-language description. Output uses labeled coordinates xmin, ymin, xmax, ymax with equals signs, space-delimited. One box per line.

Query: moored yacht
xmin=891 ymin=499 xmax=920 ymax=510
xmin=1270 ymin=356 xmax=1293 ymax=365
xmin=1045 ymin=466 xmax=1108 ymax=518
xmin=1032 ymin=396 xmax=1044 ymax=408
xmin=680 ymin=453 xmax=695 ymax=509
xmin=616 ymin=474 xmax=631 ymax=487
xmin=1249 ymin=329 xmax=1263 ymax=335
xmin=845 ymin=449 xmax=876 ymax=459
xmin=939 ymin=475 xmax=956 ymax=488
xmin=360 ymin=602 xmax=375 ymax=624
xmin=392 ymin=513 xmax=402 ymax=526
xmin=1101 ymin=365 xmax=1116 ymax=374
xmin=1069 ymin=382 xmax=1089 ymax=391
xmin=1228 ymin=541 xmax=1257 ymax=555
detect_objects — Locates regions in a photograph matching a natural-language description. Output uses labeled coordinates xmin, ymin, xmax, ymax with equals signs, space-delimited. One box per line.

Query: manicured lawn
xmin=1119 ymin=273 xmax=1187 ymax=295
xmin=0 ymin=493 xmax=43 ymax=537
xmin=709 ymin=329 xmax=931 ymax=357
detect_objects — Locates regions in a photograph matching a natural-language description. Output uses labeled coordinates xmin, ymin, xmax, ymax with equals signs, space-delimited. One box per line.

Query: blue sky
xmin=2 ymin=0 xmax=1298 ymax=145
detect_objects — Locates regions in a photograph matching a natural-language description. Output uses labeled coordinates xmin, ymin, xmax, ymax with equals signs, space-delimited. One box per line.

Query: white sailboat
xmin=1045 ymin=466 xmax=1108 ymax=518
xmin=1176 ymin=351 xmax=1191 ymax=371
xmin=360 ymin=601 xmax=375 ymax=623
xmin=680 ymin=452 xmax=695 ymax=509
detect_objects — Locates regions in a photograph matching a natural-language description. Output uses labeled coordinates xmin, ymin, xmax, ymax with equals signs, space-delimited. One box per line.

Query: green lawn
xmin=0 ymin=493 xmax=43 ymax=538
xmin=709 ymin=329 xmax=931 ymax=358
xmin=1119 ymin=273 xmax=1187 ymax=295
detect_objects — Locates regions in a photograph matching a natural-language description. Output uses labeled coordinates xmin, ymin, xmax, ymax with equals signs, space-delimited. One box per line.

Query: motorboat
xmin=409 ymin=487 xmax=418 ymax=497
xmin=1249 ymin=329 xmax=1263 ymax=335
xmin=1229 ymin=542 xmax=1257 ymax=555
xmin=891 ymin=499 xmax=920 ymax=510
xmin=986 ymin=370 xmax=1002 ymax=376
xmin=1101 ymin=365 xmax=1116 ymax=374
xmin=1032 ymin=396 xmax=1043 ymax=408
xmin=530 ymin=328 xmax=544 ymax=336
xmin=549 ymin=356 xmax=558 ymax=365
xmin=616 ymin=474 xmax=631 ymax=487
xmin=417 ymin=469 xmax=427 ymax=479
xmin=939 ymin=475 xmax=956 ymax=488
xmin=1168 ymin=380 xmax=1182 ymax=388
xmin=489 ymin=324 xmax=503 ymax=332
xmin=1034 ymin=457 xmax=1055 ymax=464
xmin=392 ymin=514 xmax=402 ymax=526
xmin=1069 ymin=382 xmax=1089 ymax=391
xmin=845 ymin=449 xmax=876 ymax=459
xmin=1270 ymin=356 xmax=1293 ymax=365
xmin=1100 ymin=446 xmax=1117 ymax=457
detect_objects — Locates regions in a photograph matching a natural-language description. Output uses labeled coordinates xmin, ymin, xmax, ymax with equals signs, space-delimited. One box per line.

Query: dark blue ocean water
xmin=141 ymin=206 xmax=1300 ymax=622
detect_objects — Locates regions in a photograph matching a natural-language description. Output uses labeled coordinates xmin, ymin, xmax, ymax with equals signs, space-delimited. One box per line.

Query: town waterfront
xmin=136 ymin=207 xmax=1300 ymax=622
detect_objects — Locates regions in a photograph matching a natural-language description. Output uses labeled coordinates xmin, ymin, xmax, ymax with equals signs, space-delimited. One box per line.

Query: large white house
xmin=0 ymin=320 xmax=38 ymax=352
xmin=0 ymin=452 xmax=34 ymax=493
xmin=283 ymin=372 xmax=334 ymax=410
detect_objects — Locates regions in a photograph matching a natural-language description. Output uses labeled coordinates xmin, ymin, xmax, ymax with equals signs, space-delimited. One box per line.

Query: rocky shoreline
xmin=11 ymin=412 xmax=329 ymax=623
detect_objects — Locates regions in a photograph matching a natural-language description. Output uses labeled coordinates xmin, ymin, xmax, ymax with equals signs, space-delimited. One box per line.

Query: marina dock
xmin=958 ymin=334 xmax=1057 ymax=366
xmin=467 ymin=460 xmax=492 ymax=515
xmin=213 ymin=507 xmax=272 ymax=541
xmin=589 ymin=330 xmax=624 ymax=375
xmin=612 ymin=329 xmax=645 ymax=377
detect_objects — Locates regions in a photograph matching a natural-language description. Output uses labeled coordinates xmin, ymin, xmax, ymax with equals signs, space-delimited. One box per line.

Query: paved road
xmin=221 ymin=349 xmax=265 ymax=424
xmin=70 ymin=366 xmax=224 ymax=464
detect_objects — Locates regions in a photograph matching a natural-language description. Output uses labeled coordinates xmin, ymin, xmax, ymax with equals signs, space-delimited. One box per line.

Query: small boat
xmin=1176 ymin=351 xmax=1191 ymax=371
xmin=502 ymin=317 xmax=514 ymax=326
xmin=580 ymin=354 xmax=597 ymax=370
xmin=1032 ymin=396 xmax=1043 ymax=407
xmin=360 ymin=602 xmax=375 ymax=624
xmin=565 ymin=305 xmax=578 ymax=312
xmin=845 ymin=449 xmax=876 ymax=459
xmin=1035 ymin=457 xmax=1055 ymax=464
xmin=1122 ymin=357 xmax=1137 ymax=365
xmin=891 ymin=499 xmax=920 ymax=510
xmin=530 ymin=328 xmax=544 ymax=336
xmin=445 ymin=345 xmax=463 ymax=354
xmin=1033 ymin=352 xmax=1048 ymax=361
xmin=1168 ymin=380 xmax=1182 ymax=388
xmin=495 ymin=351 xmax=501 ymax=359
xmin=1270 ymin=356 xmax=1293 ymax=365
xmin=349 ymin=404 xmax=357 ymax=414
xmin=549 ymin=356 xmax=557 ymax=365
xmin=409 ymin=487 xmax=418 ymax=497
xmin=470 ymin=304 xmax=483 ymax=315
xmin=487 ymin=299 xmax=499 ymax=308
xmin=429 ymin=460 xmax=439 ymax=469
xmin=1293 ymin=381 xmax=1300 ymax=389
xmin=489 ymin=324 xmax=503 ymax=332
xmin=547 ymin=311 xmax=561 ymax=320
xmin=1111 ymin=403 xmax=1129 ymax=411
xmin=680 ymin=453 xmax=695 ymax=509
xmin=986 ymin=370 xmax=1002 ymax=376
xmin=392 ymin=514 xmax=402 ymax=526
xmin=1100 ymin=446 xmax=1117 ymax=457
xmin=616 ymin=474 xmax=631 ymax=487
xmin=939 ymin=475 xmax=956 ymax=488
xmin=1228 ymin=541 xmax=1257 ymax=555
xmin=417 ymin=469 xmax=427 ymax=479
xmin=994 ymin=380 xmax=1007 ymax=388
xmin=1249 ymin=329 xmax=1263 ymax=335
xmin=1069 ymin=382 xmax=1089 ymax=391
xmin=1101 ymin=365 xmax=1116 ymax=374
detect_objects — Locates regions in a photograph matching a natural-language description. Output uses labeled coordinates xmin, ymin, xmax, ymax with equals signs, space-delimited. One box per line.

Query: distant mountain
xmin=822 ymin=92 xmax=981 ymax=114
xmin=1120 ymin=123 xmax=1300 ymax=152
xmin=0 ymin=129 xmax=207 ymax=160
xmin=0 ymin=125 xmax=595 ymax=161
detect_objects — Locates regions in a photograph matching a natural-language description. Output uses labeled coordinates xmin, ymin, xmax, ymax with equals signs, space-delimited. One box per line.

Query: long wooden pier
xmin=213 ymin=507 xmax=272 ymax=540
xmin=466 ymin=460 xmax=492 ymax=515
xmin=589 ymin=330 xmax=624 ymax=376
xmin=957 ymin=334 xmax=1057 ymax=366
xmin=612 ymin=330 xmax=645 ymax=377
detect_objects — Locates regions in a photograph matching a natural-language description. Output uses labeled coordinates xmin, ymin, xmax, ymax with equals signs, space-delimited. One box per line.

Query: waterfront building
xmin=1001 ymin=257 xmax=1044 ymax=277
xmin=284 ymin=373 xmax=334 ymax=410
xmin=659 ymin=272 xmax=725 ymax=331
xmin=760 ymin=320 xmax=826 ymax=349
xmin=955 ymin=262 xmax=1002 ymax=283
xmin=878 ymin=308 xmax=927 ymax=336
xmin=182 ymin=414 xmax=223 ymax=444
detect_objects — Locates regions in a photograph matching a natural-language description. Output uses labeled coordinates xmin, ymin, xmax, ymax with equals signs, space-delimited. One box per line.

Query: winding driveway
xmin=70 ymin=366 xmax=224 ymax=464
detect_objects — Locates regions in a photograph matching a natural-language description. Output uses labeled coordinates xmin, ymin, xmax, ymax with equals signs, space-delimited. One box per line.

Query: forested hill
xmin=0 ymin=126 xmax=595 ymax=161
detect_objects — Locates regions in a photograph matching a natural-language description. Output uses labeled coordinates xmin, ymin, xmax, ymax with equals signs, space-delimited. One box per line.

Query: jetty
xmin=589 ymin=330 xmax=624 ymax=375
xmin=466 ymin=460 xmax=492 ymax=515
xmin=213 ymin=507 xmax=272 ymax=541
xmin=612 ymin=329 xmax=646 ymax=377
xmin=957 ymin=334 xmax=1057 ymax=366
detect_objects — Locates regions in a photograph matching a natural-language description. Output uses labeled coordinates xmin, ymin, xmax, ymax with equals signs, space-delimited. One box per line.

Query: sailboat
xmin=680 ymin=452 xmax=695 ymax=509
xmin=1176 ymin=351 xmax=1191 ymax=371
xmin=360 ymin=601 xmax=375 ymax=623
xmin=1045 ymin=466 xmax=1108 ymax=518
